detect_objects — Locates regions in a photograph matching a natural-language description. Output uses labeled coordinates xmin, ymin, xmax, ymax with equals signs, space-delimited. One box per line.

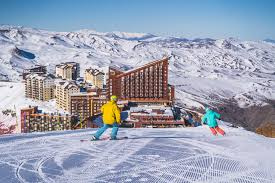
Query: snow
xmin=1 ymin=26 xmax=274 ymax=110
xmin=0 ymin=126 xmax=274 ymax=182
xmin=1 ymin=25 xmax=275 ymax=131
xmin=0 ymin=82 xmax=61 ymax=133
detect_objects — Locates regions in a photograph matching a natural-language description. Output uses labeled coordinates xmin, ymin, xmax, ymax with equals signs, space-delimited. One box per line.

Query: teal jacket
xmin=201 ymin=109 xmax=221 ymax=128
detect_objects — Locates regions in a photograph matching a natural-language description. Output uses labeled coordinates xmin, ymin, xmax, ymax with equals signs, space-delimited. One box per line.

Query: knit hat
xmin=111 ymin=95 xmax=118 ymax=102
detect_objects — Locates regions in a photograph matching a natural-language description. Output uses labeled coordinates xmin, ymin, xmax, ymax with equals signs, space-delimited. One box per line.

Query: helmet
xmin=111 ymin=95 xmax=118 ymax=102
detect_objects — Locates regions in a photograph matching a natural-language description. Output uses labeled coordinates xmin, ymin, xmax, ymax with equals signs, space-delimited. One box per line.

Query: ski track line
xmin=153 ymin=153 xmax=211 ymax=182
xmin=15 ymin=160 xmax=27 ymax=183
xmin=124 ymin=156 xmax=196 ymax=183
xmin=153 ymin=138 xmax=235 ymax=182
xmin=200 ymin=162 xmax=273 ymax=183
xmin=81 ymin=138 xmax=151 ymax=177
xmin=97 ymin=138 xmax=210 ymax=182
xmin=36 ymin=156 xmax=56 ymax=183
xmin=54 ymin=139 xmax=145 ymax=183
xmin=1 ymin=129 xmax=275 ymax=182
xmin=86 ymin=139 xmax=151 ymax=181
xmin=174 ymin=138 xmax=232 ymax=182
xmin=172 ymin=138 xmax=272 ymax=183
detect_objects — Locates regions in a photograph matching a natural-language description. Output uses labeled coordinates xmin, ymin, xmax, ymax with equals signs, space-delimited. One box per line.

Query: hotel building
xmin=84 ymin=68 xmax=105 ymax=89
xmin=107 ymin=57 xmax=175 ymax=105
xmin=25 ymin=73 xmax=55 ymax=101
xmin=55 ymin=62 xmax=80 ymax=80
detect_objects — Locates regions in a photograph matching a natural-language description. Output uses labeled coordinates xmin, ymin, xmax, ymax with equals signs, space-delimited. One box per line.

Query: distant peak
xmin=264 ymin=39 xmax=275 ymax=44
xmin=106 ymin=31 xmax=156 ymax=40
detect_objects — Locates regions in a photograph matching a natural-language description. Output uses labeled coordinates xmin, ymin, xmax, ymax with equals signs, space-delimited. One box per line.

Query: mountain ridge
xmin=1 ymin=25 xmax=275 ymax=131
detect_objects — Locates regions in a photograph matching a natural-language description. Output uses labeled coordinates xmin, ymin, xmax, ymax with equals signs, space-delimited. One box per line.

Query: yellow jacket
xmin=101 ymin=101 xmax=121 ymax=125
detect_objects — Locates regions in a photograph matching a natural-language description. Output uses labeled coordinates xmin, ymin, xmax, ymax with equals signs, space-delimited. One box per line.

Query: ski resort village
xmin=1 ymin=25 xmax=275 ymax=182
xmin=19 ymin=57 xmax=179 ymax=133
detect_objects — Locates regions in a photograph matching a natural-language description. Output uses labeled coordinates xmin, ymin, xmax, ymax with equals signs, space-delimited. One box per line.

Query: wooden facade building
xmin=107 ymin=57 xmax=175 ymax=105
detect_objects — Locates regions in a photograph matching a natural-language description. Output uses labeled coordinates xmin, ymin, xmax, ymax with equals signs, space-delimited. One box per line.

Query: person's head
xmin=110 ymin=95 xmax=118 ymax=102
xmin=205 ymin=106 xmax=210 ymax=112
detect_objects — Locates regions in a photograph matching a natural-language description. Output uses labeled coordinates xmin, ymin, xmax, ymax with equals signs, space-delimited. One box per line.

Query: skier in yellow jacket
xmin=91 ymin=95 xmax=121 ymax=140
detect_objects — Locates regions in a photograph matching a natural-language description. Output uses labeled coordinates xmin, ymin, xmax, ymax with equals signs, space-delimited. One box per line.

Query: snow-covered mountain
xmin=0 ymin=127 xmax=275 ymax=182
xmin=264 ymin=39 xmax=275 ymax=44
xmin=1 ymin=25 xmax=275 ymax=130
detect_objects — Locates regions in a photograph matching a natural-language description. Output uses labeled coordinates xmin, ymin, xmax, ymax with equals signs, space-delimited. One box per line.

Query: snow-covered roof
xmin=69 ymin=92 xmax=103 ymax=97
xmin=25 ymin=73 xmax=54 ymax=80
xmin=85 ymin=68 xmax=104 ymax=76
xmin=56 ymin=62 xmax=78 ymax=68
xmin=130 ymin=106 xmax=173 ymax=116
xmin=56 ymin=80 xmax=79 ymax=89
xmin=117 ymin=57 xmax=168 ymax=76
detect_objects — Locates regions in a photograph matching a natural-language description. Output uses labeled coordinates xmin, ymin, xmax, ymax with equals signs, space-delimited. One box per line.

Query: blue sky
xmin=0 ymin=0 xmax=274 ymax=40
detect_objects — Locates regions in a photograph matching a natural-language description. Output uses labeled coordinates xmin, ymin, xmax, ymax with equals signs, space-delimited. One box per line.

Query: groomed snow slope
xmin=0 ymin=126 xmax=275 ymax=183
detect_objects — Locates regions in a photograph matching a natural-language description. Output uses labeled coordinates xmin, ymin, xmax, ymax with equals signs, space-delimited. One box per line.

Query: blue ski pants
xmin=94 ymin=123 xmax=119 ymax=139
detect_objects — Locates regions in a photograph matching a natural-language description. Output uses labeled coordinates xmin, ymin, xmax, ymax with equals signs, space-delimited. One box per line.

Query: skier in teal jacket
xmin=201 ymin=107 xmax=225 ymax=136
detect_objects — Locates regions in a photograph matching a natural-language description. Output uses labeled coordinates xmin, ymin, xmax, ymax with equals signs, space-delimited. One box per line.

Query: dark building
xmin=22 ymin=65 xmax=47 ymax=79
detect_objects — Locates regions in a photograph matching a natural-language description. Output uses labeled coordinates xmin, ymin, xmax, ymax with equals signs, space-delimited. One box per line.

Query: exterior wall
xmin=21 ymin=113 xmax=74 ymax=133
xmin=94 ymin=74 xmax=104 ymax=88
xmin=106 ymin=67 xmax=124 ymax=98
xmin=55 ymin=67 xmax=64 ymax=78
xmin=65 ymin=66 xmax=73 ymax=80
xmin=90 ymin=98 xmax=108 ymax=116
xmin=168 ymin=85 xmax=175 ymax=105
xmin=107 ymin=58 xmax=174 ymax=105
xmin=20 ymin=106 xmax=38 ymax=133
xmin=55 ymin=62 xmax=80 ymax=80
xmin=74 ymin=63 xmax=80 ymax=80
xmin=56 ymin=82 xmax=80 ymax=112
xmin=131 ymin=114 xmax=174 ymax=121
xmin=69 ymin=94 xmax=107 ymax=121
xmin=84 ymin=71 xmax=92 ymax=84
xmin=84 ymin=69 xmax=105 ymax=89
xmin=24 ymin=75 xmax=55 ymax=101
xmin=70 ymin=95 xmax=92 ymax=121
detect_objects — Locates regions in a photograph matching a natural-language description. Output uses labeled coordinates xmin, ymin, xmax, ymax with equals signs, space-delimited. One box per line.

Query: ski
xmin=80 ymin=136 xmax=128 ymax=142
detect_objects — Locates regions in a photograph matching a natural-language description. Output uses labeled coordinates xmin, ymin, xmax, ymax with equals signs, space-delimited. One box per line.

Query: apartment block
xmin=84 ymin=68 xmax=105 ymax=88
xmin=25 ymin=73 xmax=55 ymax=101
xmin=107 ymin=57 xmax=175 ymax=105
xmin=69 ymin=93 xmax=107 ymax=122
xmin=55 ymin=62 xmax=80 ymax=80
xmin=55 ymin=81 xmax=80 ymax=111
xmin=20 ymin=106 xmax=76 ymax=133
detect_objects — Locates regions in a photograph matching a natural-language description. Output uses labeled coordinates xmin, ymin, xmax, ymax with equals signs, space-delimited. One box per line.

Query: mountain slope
xmin=0 ymin=127 xmax=275 ymax=183
xmin=1 ymin=25 xmax=275 ymax=131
